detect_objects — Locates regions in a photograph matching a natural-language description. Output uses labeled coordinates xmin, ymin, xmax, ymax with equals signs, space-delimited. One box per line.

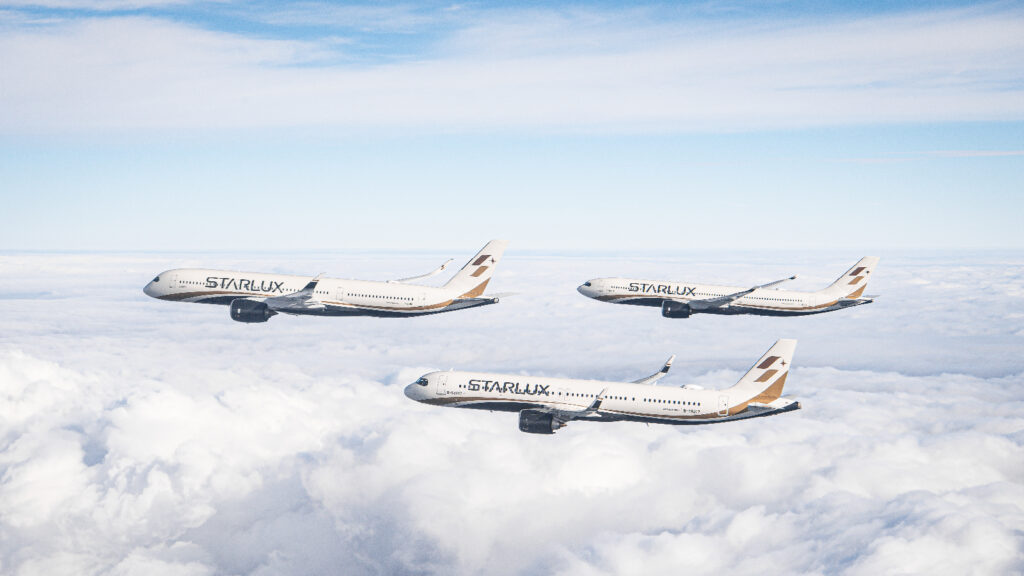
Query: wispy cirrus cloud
xmin=0 ymin=4 xmax=1023 ymax=134
xmin=0 ymin=0 xmax=191 ymax=10
xmin=924 ymin=150 xmax=1024 ymax=157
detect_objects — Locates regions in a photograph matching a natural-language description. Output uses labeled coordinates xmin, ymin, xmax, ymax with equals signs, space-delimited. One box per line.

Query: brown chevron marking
xmin=755 ymin=369 xmax=778 ymax=383
xmin=471 ymin=266 xmax=489 ymax=278
xmin=847 ymin=285 xmax=867 ymax=299
xmin=757 ymin=356 xmax=780 ymax=370
xmin=750 ymin=373 xmax=788 ymax=404
xmin=850 ymin=267 xmax=866 ymax=275
xmin=848 ymin=275 xmax=864 ymax=285
xmin=459 ymin=278 xmax=490 ymax=298
xmin=472 ymin=255 xmax=491 ymax=266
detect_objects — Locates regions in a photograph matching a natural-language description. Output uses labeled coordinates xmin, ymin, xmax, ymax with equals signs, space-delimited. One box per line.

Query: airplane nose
xmin=404 ymin=384 xmax=418 ymax=400
xmin=577 ymin=283 xmax=592 ymax=296
xmin=143 ymin=282 xmax=154 ymax=297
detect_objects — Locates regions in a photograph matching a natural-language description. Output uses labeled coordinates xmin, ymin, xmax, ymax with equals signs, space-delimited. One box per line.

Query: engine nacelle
xmin=518 ymin=410 xmax=565 ymax=435
xmin=230 ymin=299 xmax=277 ymax=323
xmin=661 ymin=300 xmax=692 ymax=318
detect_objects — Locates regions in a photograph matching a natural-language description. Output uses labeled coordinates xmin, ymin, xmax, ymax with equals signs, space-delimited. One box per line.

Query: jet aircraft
xmin=577 ymin=257 xmax=879 ymax=318
xmin=405 ymin=339 xmax=799 ymax=434
xmin=143 ymin=240 xmax=509 ymax=323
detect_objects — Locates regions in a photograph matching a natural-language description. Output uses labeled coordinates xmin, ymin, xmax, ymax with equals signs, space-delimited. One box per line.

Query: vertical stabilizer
xmin=725 ymin=339 xmax=797 ymax=408
xmin=821 ymin=257 xmax=879 ymax=299
xmin=444 ymin=240 xmax=509 ymax=299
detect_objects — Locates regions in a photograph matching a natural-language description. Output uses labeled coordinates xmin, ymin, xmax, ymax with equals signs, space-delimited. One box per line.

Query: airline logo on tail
xmin=469 ymin=254 xmax=495 ymax=277
xmin=446 ymin=239 xmax=509 ymax=299
xmin=836 ymin=257 xmax=879 ymax=299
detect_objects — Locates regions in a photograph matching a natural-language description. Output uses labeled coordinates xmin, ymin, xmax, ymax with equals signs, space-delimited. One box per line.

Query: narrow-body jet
xmin=405 ymin=339 xmax=800 ymax=434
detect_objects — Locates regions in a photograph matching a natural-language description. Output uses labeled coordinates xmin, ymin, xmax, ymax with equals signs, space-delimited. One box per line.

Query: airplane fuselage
xmin=578 ymin=257 xmax=879 ymax=318
xmin=578 ymin=278 xmax=867 ymax=316
xmin=144 ymin=268 xmax=493 ymax=317
xmin=404 ymin=370 xmax=799 ymax=426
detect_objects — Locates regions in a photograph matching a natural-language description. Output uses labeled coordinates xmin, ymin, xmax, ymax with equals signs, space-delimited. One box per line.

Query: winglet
xmin=586 ymin=388 xmax=608 ymax=413
xmin=264 ymin=273 xmax=325 ymax=312
xmin=300 ymin=273 xmax=323 ymax=291
xmin=662 ymin=355 xmax=675 ymax=373
xmin=392 ymin=259 xmax=455 ymax=283
xmin=757 ymin=275 xmax=797 ymax=290
xmin=633 ymin=355 xmax=675 ymax=385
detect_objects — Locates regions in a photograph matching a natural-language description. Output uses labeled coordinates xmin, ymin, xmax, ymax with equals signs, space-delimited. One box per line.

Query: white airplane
xmin=577 ymin=257 xmax=879 ymax=318
xmin=143 ymin=240 xmax=509 ymax=323
xmin=405 ymin=339 xmax=799 ymax=434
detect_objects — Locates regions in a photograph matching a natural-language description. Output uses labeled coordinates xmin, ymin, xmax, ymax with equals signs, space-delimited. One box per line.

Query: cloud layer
xmin=1 ymin=250 xmax=1022 ymax=574
xmin=1 ymin=5 xmax=1023 ymax=133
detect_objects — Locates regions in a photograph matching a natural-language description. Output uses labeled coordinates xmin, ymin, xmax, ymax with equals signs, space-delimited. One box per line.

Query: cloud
xmin=0 ymin=251 xmax=1022 ymax=574
xmin=1 ymin=0 xmax=190 ymax=9
xmin=1 ymin=5 xmax=1023 ymax=134
xmin=924 ymin=150 xmax=1024 ymax=158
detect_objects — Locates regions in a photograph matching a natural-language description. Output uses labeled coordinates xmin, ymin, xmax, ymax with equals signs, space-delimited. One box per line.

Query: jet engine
xmin=230 ymin=298 xmax=277 ymax=323
xmin=518 ymin=410 xmax=565 ymax=434
xmin=661 ymin=300 xmax=692 ymax=318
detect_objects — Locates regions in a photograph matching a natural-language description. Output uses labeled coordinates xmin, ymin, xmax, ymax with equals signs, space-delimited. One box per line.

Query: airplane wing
xmin=687 ymin=275 xmax=797 ymax=311
xmin=535 ymin=388 xmax=609 ymax=427
xmin=389 ymin=259 xmax=454 ymax=284
xmin=632 ymin=355 xmax=675 ymax=385
xmin=264 ymin=275 xmax=325 ymax=312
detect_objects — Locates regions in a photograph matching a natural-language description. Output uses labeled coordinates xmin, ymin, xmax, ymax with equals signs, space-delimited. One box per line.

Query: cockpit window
xmin=152 ymin=276 xmax=160 ymax=282
xmin=415 ymin=377 xmax=428 ymax=387
xmin=583 ymin=281 xmax=592 ymax=287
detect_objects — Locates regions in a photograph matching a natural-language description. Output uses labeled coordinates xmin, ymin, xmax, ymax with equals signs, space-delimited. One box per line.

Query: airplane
xmin=143 ymin=240 xmax=509 ymax=323
xmin=404 ymin=339 xmax=800 ymax=434
xmin=577 ymin=257 xmax=879 ymax=318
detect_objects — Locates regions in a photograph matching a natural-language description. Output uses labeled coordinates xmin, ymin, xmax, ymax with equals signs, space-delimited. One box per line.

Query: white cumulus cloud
xmin=0 ymin=250 xmax=1022 ymax=574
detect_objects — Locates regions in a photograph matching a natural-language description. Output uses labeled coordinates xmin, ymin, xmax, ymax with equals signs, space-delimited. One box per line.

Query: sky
xmin=1 ymin=2 xmax=1023 ymax=574
xmin=1 ymin=250 xmax=1022 ymax=575
xmin=1 ymin=0 xmax=1023 ymax=251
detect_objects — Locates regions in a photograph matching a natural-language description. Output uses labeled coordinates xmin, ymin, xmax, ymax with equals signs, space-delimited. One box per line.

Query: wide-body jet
xmin=405 ymin=339 xmax=799 ymax=434
xmin=144 ymin=240 xmax=509 ymax=322
xmin=577 ymin=257 xmax=879 ymax=318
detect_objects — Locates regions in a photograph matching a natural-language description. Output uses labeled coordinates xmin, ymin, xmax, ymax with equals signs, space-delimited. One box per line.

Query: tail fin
xmin=726 ymin=339 xmax=796 ymax=405
xmin=444 ymin=240 xmax=509 ymax=299
xmin=821 ymin=257 xmax=879 ymax=299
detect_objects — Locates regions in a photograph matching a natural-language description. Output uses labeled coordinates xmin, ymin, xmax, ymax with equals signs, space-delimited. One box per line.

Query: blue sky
xmin=1 ymin=1 xmax=1022 ymax=251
